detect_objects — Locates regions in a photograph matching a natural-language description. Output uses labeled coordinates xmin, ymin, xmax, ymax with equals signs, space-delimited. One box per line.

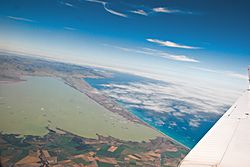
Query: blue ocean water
xmin=84 ymin=71 xmax=221 ymax=148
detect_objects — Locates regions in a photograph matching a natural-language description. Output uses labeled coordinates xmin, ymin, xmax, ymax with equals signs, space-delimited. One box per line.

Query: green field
xmin=0 ymin=77 xmax=162 ymax=141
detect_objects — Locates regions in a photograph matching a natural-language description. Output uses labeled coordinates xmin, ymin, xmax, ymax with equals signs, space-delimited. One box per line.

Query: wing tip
xmin=248 ymin=66 xmax=250 ymax=90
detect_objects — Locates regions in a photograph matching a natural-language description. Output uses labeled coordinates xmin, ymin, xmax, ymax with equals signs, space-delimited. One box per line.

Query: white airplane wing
xmin=179 ymin=67 xmax=250 ymax=167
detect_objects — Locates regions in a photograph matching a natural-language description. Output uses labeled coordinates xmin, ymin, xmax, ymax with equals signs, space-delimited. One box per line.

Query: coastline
xmin=63 ymin=76 xmax=190 ymax=150
xmin=126 ymin=109 xmax=191 ymax=150
xmin=0 ymin=53 xmax=189 ymax=150
xmin=62 ymin=76 xmax=149 ymax=126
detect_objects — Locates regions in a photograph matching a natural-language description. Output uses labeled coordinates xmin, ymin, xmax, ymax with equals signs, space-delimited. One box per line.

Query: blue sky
xmin=0 ymin=0 xmax=249 ymax=98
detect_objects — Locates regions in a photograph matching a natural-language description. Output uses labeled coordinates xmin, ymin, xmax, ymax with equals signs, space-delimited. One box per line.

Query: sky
xmin=0 ymin=0 xmax=250 ymax=102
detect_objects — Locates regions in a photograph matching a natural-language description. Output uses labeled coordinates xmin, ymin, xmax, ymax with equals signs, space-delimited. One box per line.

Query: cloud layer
xmin=98 ymin=80 xmax=230 ymax=129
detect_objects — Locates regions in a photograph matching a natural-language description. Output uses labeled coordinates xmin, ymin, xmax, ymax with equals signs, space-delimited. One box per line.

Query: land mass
xmin=0 ymin=53 xmax=189 ymax=166
xmin=0 ymin=53 xmax=144 ymax=125
xmin=0 ymin=128 xmax=188 ymax=167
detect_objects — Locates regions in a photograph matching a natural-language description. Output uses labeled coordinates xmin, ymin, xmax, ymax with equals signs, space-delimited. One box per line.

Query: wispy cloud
xmin=85 ymin=0 xmax=104 ymax=3
xmin=84 ymin=0 xmax=192 ymax=18
xmin=153 ymin=7 xmax=177 ymax=13
xmin=152 ymin=7 xmax=192 ymax=14
xmin=168 ymin=55 xmax=199 ymax=63
xmin=147 ymin=38 xmax=200 ymax=49
xmin=64 ymin=2 xmax=74 ymax=7
xmin=159 ymin=52 xmax=199 ymax=63
xmin=64 ymin=26 xmax=77 ymax=31
xmin=85 ymin=0 xmax=127 ymax=18
xmin=131 ymin=9 xmax=148 ymax=16
xmin=7 ymin=16 xmax=35 ymax=23
xmin=228 ymin=73 xmax=248 ymax=80
xmin=191 ymin=67 xmax=248 ymax=80
xmin=103 ymin=3 xmax=127 ymax=18
xmin=110 ymin=45 xmax=199 ymax=63
xmin=130 ymin=7 xmax=192 ymax=17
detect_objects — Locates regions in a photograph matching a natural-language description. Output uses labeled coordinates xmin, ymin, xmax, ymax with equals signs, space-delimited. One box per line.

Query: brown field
xmin=16 ymin=155 xmax=40 ymax=165
xmin=107 ymin=145 xmax=118 ymax=152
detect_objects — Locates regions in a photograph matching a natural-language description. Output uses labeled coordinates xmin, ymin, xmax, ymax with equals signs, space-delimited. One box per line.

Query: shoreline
xmin=124 ymin=108 xmax=191 ymax=150
xmin=63 ymin=76 xmax=190 ymax=150
xmin=0 ymin=53 xmax=190 ymax=150
xmin=119 ymin=102 xmax=190 ymax=149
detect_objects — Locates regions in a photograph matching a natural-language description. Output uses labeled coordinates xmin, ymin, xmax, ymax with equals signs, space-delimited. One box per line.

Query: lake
xmin=0 ymin=76 xmax=162 ymax=141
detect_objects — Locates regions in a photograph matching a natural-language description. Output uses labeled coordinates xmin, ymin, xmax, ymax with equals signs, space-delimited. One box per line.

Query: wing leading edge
xmin=179 ymin=67 xmax=250 ymax=167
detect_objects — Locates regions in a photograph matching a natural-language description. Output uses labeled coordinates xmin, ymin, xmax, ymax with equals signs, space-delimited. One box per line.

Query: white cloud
xmin=103 ymin=3 xmax=127 ymax=18
xmin=147 ymin=38 xmax=200 ymax=49
xmin=130 ymin=6 xmax=193 ymax=17
xmin=168 ymin=55 xmax=199 ymax=63
xmin=64 ymin=2 xmax=74 ymax=7
xmin=191 ymin=67 xmax=218 ymax=73
xmin=7 ymin=16 xmax=35 ymax=23
xmin=84 ymin=1 xmax=192 ymax=18
xmin=101 ymin=82 xmax=231 ymax=114
xmin=227 ymin=72 xmax=248 ymax=80
xmin=85 ymin=0 xmax=105 ymax=4
xmin=189 ymin=119 xmax=200 ymax=128
xmin=131 ymin=9 xmax=148 ymax=16
xmin=130 ymin=7 xmax=192 ymax=17
xmin=85 ymin=0 xmax=127 ymax=18
xmin=97 ymin=80 xmax=233 ymax=128
xmin=152 ymin=7 xmax=192 ymax=15
xmin=191 ymin=67 xmax=248 ymax=80
xmin=59 ymin=1 xmax=75 ymax=7
xmin=153 ymin=7 xmax=177 ymax=13
xmin=111 ymin=45 xmax=199 ymax=63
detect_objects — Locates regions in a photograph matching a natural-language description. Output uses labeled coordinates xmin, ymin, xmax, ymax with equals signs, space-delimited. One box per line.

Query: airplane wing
xmin=179 ymin=67 xmax=250 ymax=167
